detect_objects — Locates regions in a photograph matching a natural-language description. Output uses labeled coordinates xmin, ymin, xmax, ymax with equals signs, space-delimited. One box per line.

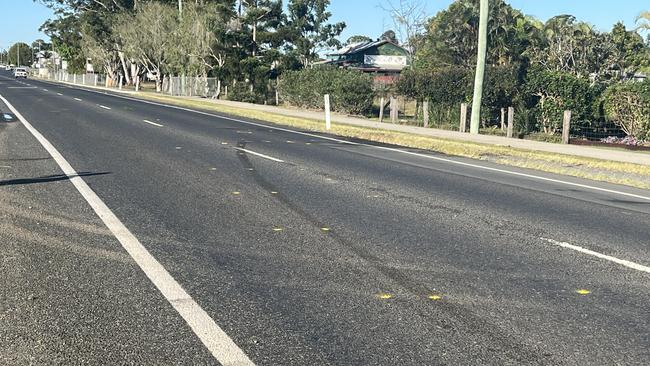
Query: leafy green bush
xmin=525 ymin=68 xmax=594 ymax=134
xmin=228 ymin=82 xmax=265 ymax=104
xmin=279 ymin=67 xmax=374 ymax=115
xmin=397 ymin=66 xmax=470 ymax=126
xmin=603 ymin=80 xmax=650 ymax=140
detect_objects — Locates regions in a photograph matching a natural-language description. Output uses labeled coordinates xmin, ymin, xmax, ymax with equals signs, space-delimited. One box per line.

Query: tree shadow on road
xmin=0 ymin=172 xmax=110 ymax=187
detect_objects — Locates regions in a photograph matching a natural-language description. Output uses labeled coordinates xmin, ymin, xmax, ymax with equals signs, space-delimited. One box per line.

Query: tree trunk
xmin=118 ymin=51 xmax=131 ymax=85
xmin=215 ymin=79 xmax=221 ymax=99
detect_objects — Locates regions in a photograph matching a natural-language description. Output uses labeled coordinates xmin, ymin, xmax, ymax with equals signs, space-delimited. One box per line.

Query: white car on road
xmin=14 ymin=67 xmax=28 ymax=78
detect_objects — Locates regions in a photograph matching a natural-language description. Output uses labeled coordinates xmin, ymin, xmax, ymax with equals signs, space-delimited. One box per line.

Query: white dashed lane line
xmin=233 ymin=147 xmax=285 ymax=163
xmin=74 ymin=97 xmax=83 ymax=101
xmin=541 ymin=238 xmax=650 ymax=274
xmin=99 ymin=105 xmax=111 ymax=110
xmin=143 ymin=119 xmax=163 ymax=127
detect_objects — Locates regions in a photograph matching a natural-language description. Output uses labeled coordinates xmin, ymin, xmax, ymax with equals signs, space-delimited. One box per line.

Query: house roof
xmin=328 ymin=39 xmax=404 ymax=56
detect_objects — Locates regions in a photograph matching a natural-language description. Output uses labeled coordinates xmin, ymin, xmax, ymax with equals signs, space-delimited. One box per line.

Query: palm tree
xmin=636 ymin=11 xmax=650 ymax=30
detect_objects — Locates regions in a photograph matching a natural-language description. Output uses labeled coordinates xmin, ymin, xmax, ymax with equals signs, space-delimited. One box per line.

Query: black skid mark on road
xmin=233 ymin=139 xmax=560 ymax=364
xmin=234 ymin=139 xmax=443 ymax=297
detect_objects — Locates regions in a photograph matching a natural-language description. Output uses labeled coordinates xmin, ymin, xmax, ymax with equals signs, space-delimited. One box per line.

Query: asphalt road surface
xmin=1 ymin=70 xmax=649 ymax=365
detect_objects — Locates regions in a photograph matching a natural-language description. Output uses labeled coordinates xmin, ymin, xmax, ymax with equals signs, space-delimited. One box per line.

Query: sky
xmin=0 ymin=0 xmax=648 ymax=52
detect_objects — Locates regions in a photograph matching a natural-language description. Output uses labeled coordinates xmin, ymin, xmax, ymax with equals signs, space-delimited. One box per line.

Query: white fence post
xmin=459 ymin=103 xmax=468 ymax=133
xmin=94 ymin=74 xmax=98 ymax=87
xmin=324 ymin=94 xmax=331 ymax=130
xmin=562 ymin=110 xmax=572 ymax=144
xmin=73 ymin=74 xmax=77 ymax=84
xmin=507 ymin=107 xmax=515 ymax=138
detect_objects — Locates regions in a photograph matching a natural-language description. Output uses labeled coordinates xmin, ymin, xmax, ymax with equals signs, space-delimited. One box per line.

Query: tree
xmin=417 ymin=0 xmax=529 ymax=69
xmin=380 ymin=0 xmax=427 ymax=55
xmin=238 ymin=0 xmax=285 ymax=57
xmin=380 ymin=30 xmax=399 ymax=44
xmin=285 ymin=0 xmax=345 ymax=65
xmin=527 ymin=15 xmax=613 ymax=79
xmin=608 ymin=22 xmax=647 ymax=79
xmin=115 ymin=2 xmax=177 ymax=91
xmin=7 ymin=43 xmax=32 ymax=66
xmin=345 ymin=35 xmax=372 ymax=45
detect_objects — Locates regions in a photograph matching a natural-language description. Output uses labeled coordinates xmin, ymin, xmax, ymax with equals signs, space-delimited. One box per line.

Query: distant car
xmin=14 ymin=67 xmax=28 ymax=78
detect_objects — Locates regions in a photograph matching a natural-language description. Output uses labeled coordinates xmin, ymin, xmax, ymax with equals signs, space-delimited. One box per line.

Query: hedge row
xmin=278 ymin=67 xmax=374 ymax=115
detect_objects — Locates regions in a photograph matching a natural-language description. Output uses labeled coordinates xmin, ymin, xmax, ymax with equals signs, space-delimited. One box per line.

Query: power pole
xmin=17 ymin=43 xmax=20 ymax=66
xmin=469 ymin=0 xmax=489 ymax=135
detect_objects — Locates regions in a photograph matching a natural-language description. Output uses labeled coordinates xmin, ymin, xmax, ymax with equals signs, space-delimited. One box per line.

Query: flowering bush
xmin=600 ymin=136 xmax=645 ymax=146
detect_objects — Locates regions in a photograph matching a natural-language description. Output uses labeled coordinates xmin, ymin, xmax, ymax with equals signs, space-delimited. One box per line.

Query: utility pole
xmin=178 ymin=0 xmax=182 ymax=16
xmin=469 ymin=0 xmax=489 ymax=135
xmin=17 ymin=42 xmax=20 ymax=66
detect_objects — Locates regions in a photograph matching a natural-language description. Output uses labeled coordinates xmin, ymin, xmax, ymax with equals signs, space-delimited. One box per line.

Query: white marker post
xmin=324 ymin=94 xmax=331 ymax=130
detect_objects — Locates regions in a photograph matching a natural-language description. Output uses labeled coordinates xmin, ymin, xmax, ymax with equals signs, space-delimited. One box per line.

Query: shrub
xmin=278 ymin=67 xmax=374 ymax=115
xmin=228 ymin=82 xmax=264 ymax=104
xmin=525 ymin=68 xmax=594 ymax=134
xmin=603 ymin=80 xmax=650 ymax=140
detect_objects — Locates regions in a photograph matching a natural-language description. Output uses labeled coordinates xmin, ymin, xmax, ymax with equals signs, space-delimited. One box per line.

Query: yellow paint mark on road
xmin=576 ymin=289 xmax=591 ymax=295
xmin=428 ymin=295 xmax=443 ymax=301
xmin=232 ymin=192 xmax=241 ymax=195
xmin=377 ymin=293 xmax=393 ymax=300
xmin=271 ymin=191 xmax=278 ymax=194
xmin=321 ymin=227 xmax=330 ymax=232
xmin=273 ymin=227 xmax=284 ymax=232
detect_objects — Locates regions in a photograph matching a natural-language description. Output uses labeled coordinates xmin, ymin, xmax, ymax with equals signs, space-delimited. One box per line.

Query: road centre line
xmin=0 ymin=93 xmax=255 ymax=366
xmin=143 ymin=119 xmax=163 ymax=127
xmin=234 ymin=147 xmax=285 ymax=163
xmin=541 ymin=238 xmax=650 ymax=274
xmin=99 ymin=105 xmax=111 ymax=110
xmin=38 ymin=79 xmax=650 ymax=203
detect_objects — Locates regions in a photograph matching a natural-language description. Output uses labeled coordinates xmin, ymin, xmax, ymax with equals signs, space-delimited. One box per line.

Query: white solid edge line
xmin=234 ymin=147 xmax=284 ymax=163
xmin=143 ymin=119 xmax=164 ymax=127
xmin=541 ymin=238 xmax=650 ymax=274
xmin=0 ymin=93 xmax=255 ymax=366
xmin=37 ymin=79 xmax=650 ymax=203
xmin=99 ymin=105 xmax=111 ymax=109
